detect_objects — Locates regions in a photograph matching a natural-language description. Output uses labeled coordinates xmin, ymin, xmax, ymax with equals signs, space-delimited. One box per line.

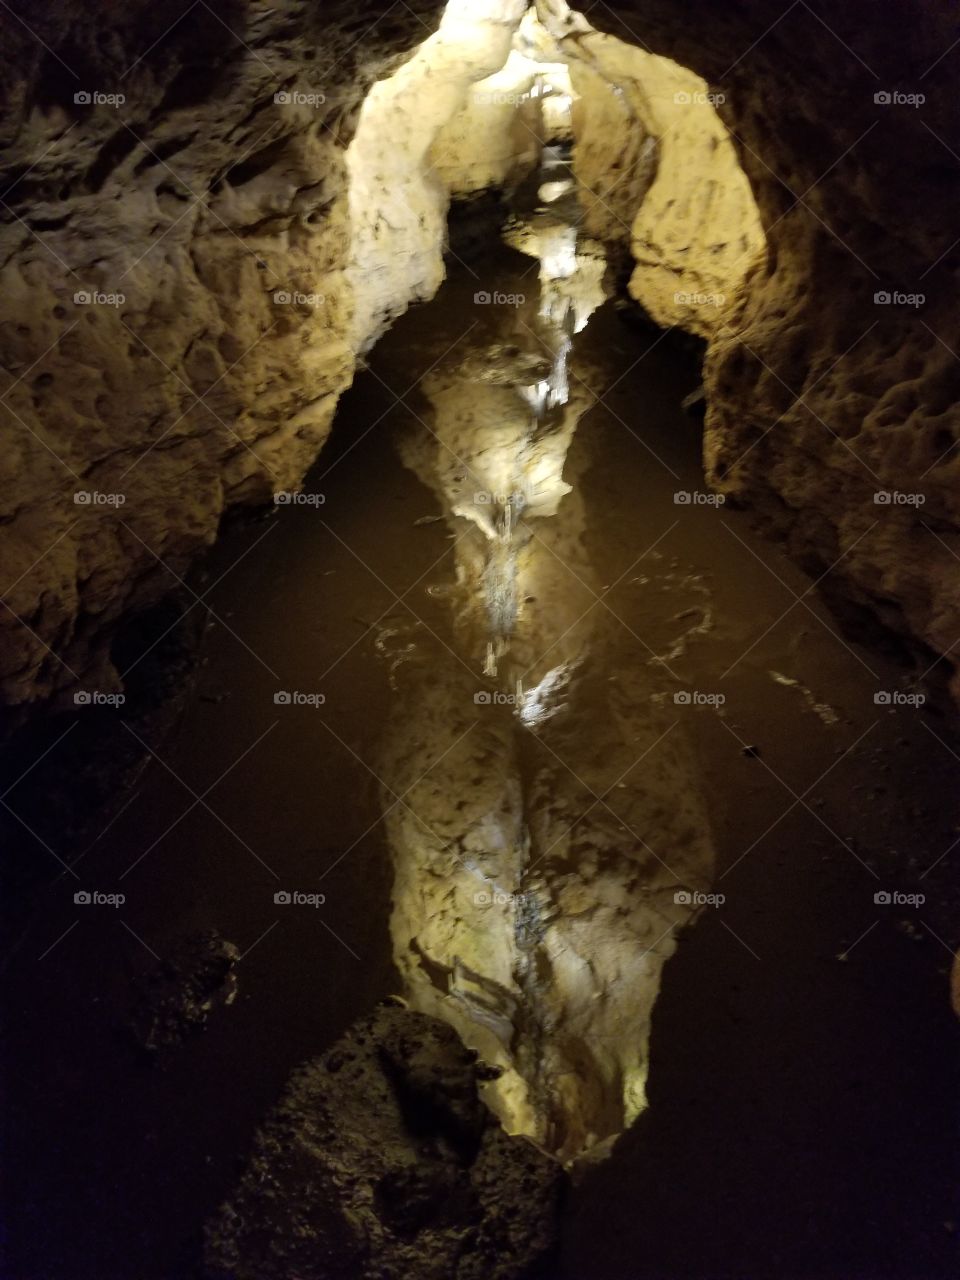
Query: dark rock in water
xmin=128 ymin=929 xmax=239 ymax=1057
xmin=204 ymin=1005 xmax=564 ymax=1280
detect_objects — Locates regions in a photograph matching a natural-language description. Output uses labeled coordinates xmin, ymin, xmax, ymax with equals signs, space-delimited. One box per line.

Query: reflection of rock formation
xmin=378 ymin=193 xmax=715 ymax=1163
xmin=401 ymin=153 xmax=609 ymax=687
xmin=402 ymin=329 xmax=595 ymax=684
xmin=381 ymin=646 xmax=716 ymax=1163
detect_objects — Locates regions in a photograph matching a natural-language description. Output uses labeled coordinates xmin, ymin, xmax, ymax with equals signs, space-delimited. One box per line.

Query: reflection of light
xmin=539 ymin=226 xmax=578 ymax=280
xmin=525 ymin=455 xmax=571 ymax=509
xmin=375 ymin=0 xmax=720 ymax=1171
xmin=549 ymin=340 xmax=570 ymax=405
xmin=483 ymin=642 xmax=497 ymax=676
xmin=539 ymin=178 xmax=574 ymax=203
xmin=516 ymin=661 xmax=576 ymax=726
xmin=623 ymin=1062 xmax=650 ymax=1123
xmin=519 ymin=379 xmax=551 ymax=416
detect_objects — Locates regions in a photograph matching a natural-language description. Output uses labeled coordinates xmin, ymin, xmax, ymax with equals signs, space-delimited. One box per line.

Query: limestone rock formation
xmin=0 ymin=0 xmax=431 ymax=709
xmin=3 ymin=0 xmax=960 ymax=716
xmin=0 ymin=0 xmax=532 ymax=713
xmin=204 ymin=1003 xmax=564 ymax=1280
xmin=345 ymin=0 xmax=529 ymax=352
xmin=431 ymin=53 xmax=545 ymax=200
xmin=561 ymin=0 xmax=960 ymax=694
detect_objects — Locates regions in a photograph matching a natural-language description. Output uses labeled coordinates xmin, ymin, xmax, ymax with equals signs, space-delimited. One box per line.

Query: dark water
xmin=1 ymin=224 xmax=958 ymax=1278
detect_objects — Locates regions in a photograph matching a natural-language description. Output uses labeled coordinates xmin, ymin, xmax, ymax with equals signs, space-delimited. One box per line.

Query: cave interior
xmin=0 ymin=2 xmax=959 ymax=1278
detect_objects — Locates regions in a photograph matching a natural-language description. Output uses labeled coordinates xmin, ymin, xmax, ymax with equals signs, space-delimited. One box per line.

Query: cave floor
xmin=2 ymin=231 xmax=959 ymax=1279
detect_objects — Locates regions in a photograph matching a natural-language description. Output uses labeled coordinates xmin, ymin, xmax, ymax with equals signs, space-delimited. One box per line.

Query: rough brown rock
xmin=204 ymin=1003 xmax=564 ymax=1280
xmin=0 ymin=0 xmax=446 ymax=710
xmin=3 ymin=0 xmax=960 ymax=712
xmin=571 ymin=0 xmax=960 ymax=690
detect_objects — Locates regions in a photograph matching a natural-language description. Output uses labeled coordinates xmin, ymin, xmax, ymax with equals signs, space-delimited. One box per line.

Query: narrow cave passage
xmin=1 ymin=2 xmax=959 ymax=1279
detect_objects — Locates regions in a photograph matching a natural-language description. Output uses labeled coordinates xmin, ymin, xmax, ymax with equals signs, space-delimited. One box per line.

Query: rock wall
xmin=544 ymin=0 xmax=960 ymax=693
xmin=206 ymin=1003 xmax=564 ymax=1280
xmin=0 ymin=0 xmax=530 ymax=714
xmin=3 ymin=0 xmax=960 ymax=712
xmin=0 ymin=1 xmax=442 ymax=711
xmin=345 ymin=0 xmax=528 ymax=352
xmin=428 ymin=49 xmax=545 ymax=199
xmin=535 ymin=4 xmax=766 ymax=337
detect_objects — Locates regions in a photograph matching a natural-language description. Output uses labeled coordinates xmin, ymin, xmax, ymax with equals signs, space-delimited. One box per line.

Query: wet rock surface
xmin=204 ymin=1004 xmax=564 ymax=1280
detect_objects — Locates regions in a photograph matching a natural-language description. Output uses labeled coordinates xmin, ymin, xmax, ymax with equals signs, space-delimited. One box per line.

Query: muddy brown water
xmin=2 ymin=234 xmax=958 ymax=1279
